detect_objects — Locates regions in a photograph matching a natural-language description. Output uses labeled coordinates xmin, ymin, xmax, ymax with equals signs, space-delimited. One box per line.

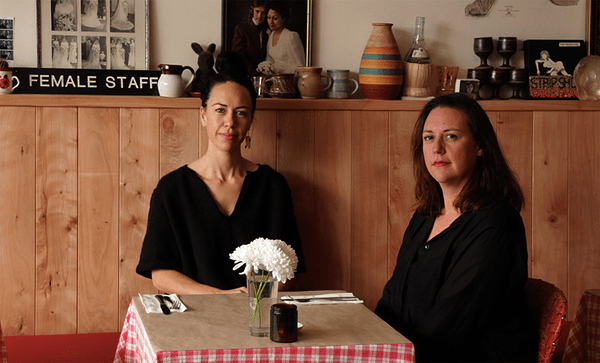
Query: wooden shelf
xmin=1 ymin=94 xmax=599 ymax=111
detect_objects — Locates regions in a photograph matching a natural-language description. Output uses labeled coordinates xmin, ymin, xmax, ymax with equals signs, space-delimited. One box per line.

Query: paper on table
xmin=280 ymin=292 xmax=364 ymax=305
xmin=138 ymin=293 xmax=187 ymax=314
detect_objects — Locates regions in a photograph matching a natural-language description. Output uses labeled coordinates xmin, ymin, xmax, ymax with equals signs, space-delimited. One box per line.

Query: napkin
xmin=280 ymin=292 xmax=364 ymax=305
xmin=138 ymin=293 xmax=187 ymax=314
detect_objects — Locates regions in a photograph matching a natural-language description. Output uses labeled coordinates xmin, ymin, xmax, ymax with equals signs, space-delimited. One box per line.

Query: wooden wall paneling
xmin=531 ymin=111 xmax=568 ymax=292
xmin=311 ymin=110 xmax=352 ymax=291
xmin=35 ymin=107 xmax=79 ymax=335
xmin=242 ymin=110 xmax=278 ymax=167
xmin=388 ymin=111 xmax=419 ymax=279
xmin=568 ymin=110 xmax=600 ymax=319
xmin=78 ymin=108 xmax=120 ymax=333
xmin=275 ymin=111 xmax=315 ymax=290
xmin=119 ymin=108 xmax=160 ymax=325
xmin=0 ymin=107 xmax=36 ymax=336
xmin=492 ymin=111 xmax=534 ymax=274
xmin=351 ymin=111 xmax=389 ymax=310
xmin=159 ymin=109 xmax=200 ymax=177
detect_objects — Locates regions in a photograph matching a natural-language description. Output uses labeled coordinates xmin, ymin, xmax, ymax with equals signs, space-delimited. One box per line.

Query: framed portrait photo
xmin=221 ymin=0 xmax=312 ymax=75
xmin=455 ymin=79 xmax=480 ymax=100
xmin=587 ymin=0 xmax=599 ymax=55
xmin=37 ymin=0 xmax=149 ymax=69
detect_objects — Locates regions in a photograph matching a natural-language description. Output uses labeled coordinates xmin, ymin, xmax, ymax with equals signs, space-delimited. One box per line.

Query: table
xmin=562 ymin=289 xmax=600 ymax=363
xmin=113 ymin=291 xmax=414 ymax=363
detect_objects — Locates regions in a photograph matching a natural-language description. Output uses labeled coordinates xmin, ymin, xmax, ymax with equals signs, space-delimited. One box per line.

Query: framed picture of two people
xmin=222 ymin=0 xmax=312 ymax=76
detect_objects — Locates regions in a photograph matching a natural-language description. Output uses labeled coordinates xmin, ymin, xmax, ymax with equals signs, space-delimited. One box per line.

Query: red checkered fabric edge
xmin=114 ymin=300 xmax=158 ymax=363
xmin=1 ymin=323 xmax=7 ymax=363
xmin=156 ymin=344 xmax=415 ymax=363
xmin=563 ymin=291 xmax=600 ymax=363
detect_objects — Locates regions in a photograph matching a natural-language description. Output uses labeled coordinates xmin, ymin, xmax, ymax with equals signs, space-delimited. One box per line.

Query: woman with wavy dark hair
xmin=376 ymin=93 xmax=537 ymax=362
xmin=136 ymin=51 xmax=305 ymax=295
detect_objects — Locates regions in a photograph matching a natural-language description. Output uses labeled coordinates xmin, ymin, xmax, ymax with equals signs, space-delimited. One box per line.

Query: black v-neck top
xmin=136 ymin=164 xmax=306 ymax=290
xmin=375 ymin=200 xmax=538 ymax=362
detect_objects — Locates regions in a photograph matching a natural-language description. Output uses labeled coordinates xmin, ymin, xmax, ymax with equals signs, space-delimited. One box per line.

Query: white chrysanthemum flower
xmin=230 ymin=238 xmax=298 ymax=283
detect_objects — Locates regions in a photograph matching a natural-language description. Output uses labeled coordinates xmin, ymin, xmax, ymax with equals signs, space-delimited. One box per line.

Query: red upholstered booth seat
xmin=4 ymin=332 xmax=121 ymax=363
xmin=524 ymin=278 xmax=568 ymax=363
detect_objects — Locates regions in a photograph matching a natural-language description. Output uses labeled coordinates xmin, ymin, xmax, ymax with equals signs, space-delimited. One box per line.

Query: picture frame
xmin=0 ymin=18 xmax=15 ymax=65
xmin=221 ymin=0 xmax=313 ymax=74
xmin=455 ymin=79 xmax=480 ymax=100
xmin=36 ymin=0 xmax=149 ymax=69
xmin=587 ymin=0 xmax=599 ymax=55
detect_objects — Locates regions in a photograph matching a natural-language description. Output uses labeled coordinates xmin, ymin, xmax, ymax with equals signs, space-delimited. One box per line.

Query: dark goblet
xmin=467 ymin=68 xmax=490 ymax=100
xmin=474 ymin=37 xmax=493 ymax=69
xmin=489 ymin=68 xmax=507 ymax=99
xmin=497 ymin=37 xmax=517 ymax=69
xmin=507 ymin=68 xmax=528 ymax=99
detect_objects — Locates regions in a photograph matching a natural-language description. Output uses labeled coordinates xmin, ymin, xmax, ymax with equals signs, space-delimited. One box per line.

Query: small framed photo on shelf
xmin=455 ymin=79 xmax=480 ymax=99
xmin=37 ymin=0 xmax=149 ymax=70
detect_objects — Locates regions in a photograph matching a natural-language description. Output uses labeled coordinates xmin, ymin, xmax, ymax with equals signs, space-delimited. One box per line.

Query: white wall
xmin=4 ymin=0 xmax=587 ymax=79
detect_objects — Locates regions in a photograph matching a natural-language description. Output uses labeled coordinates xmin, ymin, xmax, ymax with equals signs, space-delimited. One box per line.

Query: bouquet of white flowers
xmin=230 ymin=238 xmax=298 ymax=333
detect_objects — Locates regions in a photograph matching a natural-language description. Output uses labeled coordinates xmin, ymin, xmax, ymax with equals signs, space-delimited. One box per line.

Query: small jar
xmin=270 ymin=303 xmax=298 ymax=342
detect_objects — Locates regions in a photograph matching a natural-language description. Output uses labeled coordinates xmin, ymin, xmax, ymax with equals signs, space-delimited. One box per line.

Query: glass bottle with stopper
xmin=402 ymin=16 xmax=434 ymax=98
xmin=405 ymin=16 xmax=431 ymax=64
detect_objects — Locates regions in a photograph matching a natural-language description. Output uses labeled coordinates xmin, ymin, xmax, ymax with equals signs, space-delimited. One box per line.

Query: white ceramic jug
xmin=157 ymin=64 xmax=195 ymax=97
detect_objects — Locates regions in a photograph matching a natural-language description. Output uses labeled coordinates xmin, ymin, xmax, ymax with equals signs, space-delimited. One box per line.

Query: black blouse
xmin=136 ymin=164 xmax=306 ymax=290
xmin=375 ymin=200 xmax=538 ymax=362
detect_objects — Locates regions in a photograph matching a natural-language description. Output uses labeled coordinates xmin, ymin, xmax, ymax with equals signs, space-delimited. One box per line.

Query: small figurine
xmin=190 ymin=42 xmax=216 ymax=94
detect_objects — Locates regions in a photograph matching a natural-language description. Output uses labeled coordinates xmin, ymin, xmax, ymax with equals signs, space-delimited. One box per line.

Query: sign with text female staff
xmin=11 ymin=67 xmax=160 ymax=95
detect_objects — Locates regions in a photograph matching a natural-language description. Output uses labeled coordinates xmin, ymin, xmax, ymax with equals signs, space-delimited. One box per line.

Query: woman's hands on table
xmin=151 ymin=269 xmax=247 ymax=294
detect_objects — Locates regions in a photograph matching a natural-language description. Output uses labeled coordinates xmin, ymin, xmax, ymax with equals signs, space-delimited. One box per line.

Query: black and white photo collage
xmin=49 ymin=0 xmax=137 ymax=69
xmin=0 ymin=18 xmax=15 ymax=65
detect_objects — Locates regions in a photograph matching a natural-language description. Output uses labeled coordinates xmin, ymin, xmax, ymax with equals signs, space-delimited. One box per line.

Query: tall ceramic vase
xmin=359 ymin=23 xmax=404 ymax=100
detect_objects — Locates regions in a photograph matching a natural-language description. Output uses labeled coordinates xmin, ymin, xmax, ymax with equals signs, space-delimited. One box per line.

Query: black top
xmin=136 ymin=164 xmax=305 ymax=290
xmin=375 ymin=200 xmax=538 ymax=362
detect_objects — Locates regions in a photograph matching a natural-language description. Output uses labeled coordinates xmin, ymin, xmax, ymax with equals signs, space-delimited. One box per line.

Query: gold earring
xmin=245 ymin=134 xmax=252 ymax=149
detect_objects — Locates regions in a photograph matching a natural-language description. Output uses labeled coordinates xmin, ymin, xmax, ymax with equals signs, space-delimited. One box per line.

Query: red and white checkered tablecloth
xmin=114 ymin=302 xmax=156 ymax=363
xmin=1 ymin=322 xmax=7 ymax=363
xmin=562 ymin=290 xmax=600 ymax=363
xmin=114 ymin=299 xmax=415 ymax=363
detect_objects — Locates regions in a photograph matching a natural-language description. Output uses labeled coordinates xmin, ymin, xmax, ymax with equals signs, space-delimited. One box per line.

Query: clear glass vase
xmin=247 ymin=270 xmax=278 ymax=336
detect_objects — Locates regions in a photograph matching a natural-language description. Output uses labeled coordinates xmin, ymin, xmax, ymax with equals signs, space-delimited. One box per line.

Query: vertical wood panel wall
xmin=1 ymin=97 xmax=599 ymax=336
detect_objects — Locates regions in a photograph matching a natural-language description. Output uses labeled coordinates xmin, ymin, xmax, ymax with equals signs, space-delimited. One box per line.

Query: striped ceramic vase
xmin=359 ymin=23 xmax=404 ymax=100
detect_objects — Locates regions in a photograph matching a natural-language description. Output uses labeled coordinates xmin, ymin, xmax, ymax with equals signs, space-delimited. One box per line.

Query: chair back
xmin=524 ymin=278 xmax=567 ymax=363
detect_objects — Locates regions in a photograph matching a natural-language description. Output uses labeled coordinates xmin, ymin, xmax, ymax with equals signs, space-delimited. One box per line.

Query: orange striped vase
xmin=359 ymin=23 xmax=404 ymax=100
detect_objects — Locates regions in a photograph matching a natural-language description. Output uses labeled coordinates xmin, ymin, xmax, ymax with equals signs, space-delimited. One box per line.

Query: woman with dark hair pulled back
xmin=136 ymin=50 xmax=305 ymax=295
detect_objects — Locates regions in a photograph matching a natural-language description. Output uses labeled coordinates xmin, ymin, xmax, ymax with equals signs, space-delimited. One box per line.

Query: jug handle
xmin=349 ymin=78 xmax=360 ymax=96
xmin=182 ymin=66 xmax=195 ymax=91
xmin=263 ymin=77 xmax=275 ymax=96
xmin=321 ymin=74 xmax=333 ymax=92
xmin=12 ymin=76 xmax=20 ymax=90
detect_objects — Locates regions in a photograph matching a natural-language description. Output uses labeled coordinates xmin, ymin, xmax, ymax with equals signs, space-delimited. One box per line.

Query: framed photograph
xmin=587 ymin=0 xmax=599 ymax=55
xmin=36 ymin=0 xmax=149 ymax=69
xmin=0 ymin=18 xmax=15 ymax=65
xmin=221 ymin=0 xmax=312 ymax=75
xmin=455 ymin=79 xmax=480 ymax=100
